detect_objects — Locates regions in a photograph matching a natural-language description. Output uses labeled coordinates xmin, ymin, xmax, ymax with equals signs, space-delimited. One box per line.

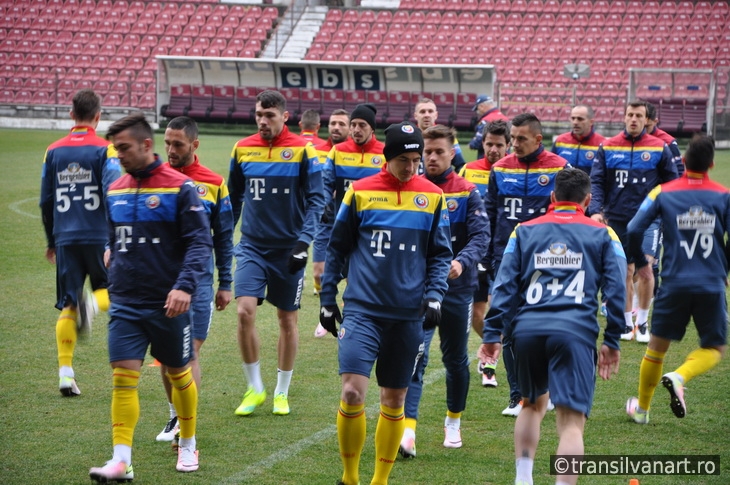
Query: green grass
xmin=0 ymin=128 xmax=728 ymax=484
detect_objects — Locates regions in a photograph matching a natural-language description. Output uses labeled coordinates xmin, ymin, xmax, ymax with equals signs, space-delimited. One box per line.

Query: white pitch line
xmin=9 ymin=197 xmax=40 ymax=219
xmin=222 ymin=360 xmax=456 ymax=484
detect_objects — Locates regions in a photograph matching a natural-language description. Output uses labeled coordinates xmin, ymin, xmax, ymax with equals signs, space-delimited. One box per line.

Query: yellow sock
xmin=638 ymin=348 xmax=665 ymax=411
xmin=446 ymin=410 xmax=462 ymax=420
xmin=337 ymin=401 xmax=365 ymax=485
xmin=111 ymin=368 xmax=140 ymax=447
xmin=675 ymin=348 xmax=722 ymax=384
xmin=404 ymin=417 xmax=417 ymax=432
xmin=93 ymin=288 xmax=110 ymax=312
xmin=56 ymin=308 xmax=77 ymax=368
xmin=168 ymin=367 xmax=197 ymax=439
xmin=371 ymin=404 xmax=404 ymax=485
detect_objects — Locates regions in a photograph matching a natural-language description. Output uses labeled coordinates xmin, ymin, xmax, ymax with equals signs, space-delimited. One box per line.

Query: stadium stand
xmin=0 ymin=0 xmax=728 ymax=134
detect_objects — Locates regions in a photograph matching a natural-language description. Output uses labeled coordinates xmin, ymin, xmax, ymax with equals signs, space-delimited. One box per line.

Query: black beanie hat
xmin=383 ymin=122 xmax=424 ymax=161
xmin=350 ymin=103 xmax=377 ymax=130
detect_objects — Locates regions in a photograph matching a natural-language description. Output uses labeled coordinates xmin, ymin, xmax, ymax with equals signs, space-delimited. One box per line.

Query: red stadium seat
xmin=299 ymin=88 xmax=322 ymax=114
xmin=385 ymin=90 xmax=410 ymax=124
xmin=162 ymin=84 xmax=192 ymax=118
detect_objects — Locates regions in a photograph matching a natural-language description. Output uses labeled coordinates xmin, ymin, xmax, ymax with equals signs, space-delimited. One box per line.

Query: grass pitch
xmin=0 ymin=128 xmax=728 ymax=484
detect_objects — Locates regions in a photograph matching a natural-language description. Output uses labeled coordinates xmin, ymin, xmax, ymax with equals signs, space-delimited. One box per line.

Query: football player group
xmin=43 ymin=88 xmax=726 ymax=485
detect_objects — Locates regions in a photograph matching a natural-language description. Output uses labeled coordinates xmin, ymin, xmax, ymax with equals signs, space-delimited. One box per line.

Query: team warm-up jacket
xmin=40 ymin=126 xmax=121 ymax=247
xmin=469 ymin=108 xmax=509 ymax=154
xmin=320 ymin=165 xmax=453 ymax=320
xmin=650 ymin=127 xmax=684 ymax=176
xmin=170 ymin=155 xmax=234 ymax=291
xmin=483 ymin=202 xmax=627 ymax=350
xmin=552 ymin=129 xmax=605 ymax=175
xmin=322 ymin=136 xmax=385 ymax=210
xmin=316 ymin=138 xmax=337 ymax=222
xmin=627 ymin=171 xmax=730 ymax=293
xmin=424 ymin=167 xmax=490 ymax=294
xmin=228 ymin=125 xmax=324 ymax=248
xmin=301 ymin=130 xmax=325 ymax=147
xmin=588 ymin=130 xmax=677 ymax=223
xmin=485 ymin=145 xmax=567 ymax=270
xmin=106 ymin=157 xmax=213 ymax=308
xmin=459 ymin=158 xmax=492 ymax=198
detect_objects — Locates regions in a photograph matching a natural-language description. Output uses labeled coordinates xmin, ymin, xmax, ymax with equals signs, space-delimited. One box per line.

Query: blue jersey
xmin=106 ymin=158 xmax=213 ymax=308
xmin=40 ymin=126 xmax=120 ymax=247
xmin=627 ymin=171 xmax=730 ymax=293
xmin=228 ymin=125 xmax=324 ymax=249
xmin=424 ymin=168 xmax=490 ymax=294
xmin=552 ymin=130 xmax=605 ymax=175
xmin=485 ymin=145 xmax=567 ymax=270
xmin=321 ymin=166 xmax=452 ymax=320
xmin=589 ymin=130 xmax=677 ymax=223
xmin=171 ymin=155 xmax=234 ymax=291
xmin=484 ymin=202 xmax=627 ymax=350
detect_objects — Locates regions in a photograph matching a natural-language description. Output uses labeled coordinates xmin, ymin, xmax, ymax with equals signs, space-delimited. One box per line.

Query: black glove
xmin=319 ymin=305 xmax=343 ymax=337
xmin=287 ymin=241 xmax=309 ymax=274
xmin=320 ymin=212 xmax=329 ymax=224
xmin=421 ymin=298 xmax=442 ymax=330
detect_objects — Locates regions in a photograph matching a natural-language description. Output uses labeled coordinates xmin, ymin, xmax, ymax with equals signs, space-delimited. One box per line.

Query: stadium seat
xmin=209 ymin=85 xmax=235 ymax=120
xmin=162 ymin=84 xmax=192 ymax=118
xmin=322 ymin=89 xmax=344 ymax=114
xmin=229 ymin=86 xmax=257 ymax=122
xmin=186 ymin=85 xmax=213 ymax=119
xmin=344 ymin=90 xmax=367 ymax=113
xmin=299 ymin=88 xmax=322 ymax=114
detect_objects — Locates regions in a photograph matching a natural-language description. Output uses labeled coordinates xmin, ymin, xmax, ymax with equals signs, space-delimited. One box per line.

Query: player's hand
xmin=597 ymin=344 xmax=620 ymax=381
xmin=319 ymin=305 xmax=342 ymax=337
xmin=165 ymin=289 xmax=191 ymax=318
xmin=478 ymin=342 xmax=501 ymax=365
xmin=103 ymin=248 xmax=111 ymax=268
xmin=287 ymin=241 xmax=309 ymax=274
xmin=448 ymin=260 xmax=463 ymax=280
xmin=590 ymin=213 xmax=605 ymax=224
xmin=45 ymin=247 xmax=56 ymax=265
xmin=421 ymin=298 xmax=442 ymax=330
xmin=215 ymin=289 xmax=232 ymax=311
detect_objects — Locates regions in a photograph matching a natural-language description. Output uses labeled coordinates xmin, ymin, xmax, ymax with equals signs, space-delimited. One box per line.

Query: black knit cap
xmin=383 ymin=122 xmax=424 ymax=161
xmin=350 ymin=103 xmax=377 ymax=130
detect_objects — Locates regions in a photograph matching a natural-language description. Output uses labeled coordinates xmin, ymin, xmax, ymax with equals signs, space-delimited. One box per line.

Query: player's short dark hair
xmin=167 ymin=116 xmax=198 ymax=141
xmin=626 ymin=100 xmax=648 ymax=115
xmin=554 ymin=168 xmax=591 ymax=203
xmin=684 ymin=134 xmax=715 ymax=173
xmin=330 ymin=108 xmax=350 ymax=119
xmin=300 ymin=109 xmax=321 ymax=129
xmin=257 ymin=90 xmax=287 ymax=111
xmin=511 ymin=112 xmax=542 ymax=135
xmin=72 ymin=89 xmax=101 ymax=122
xmin=646 ymin=102 xmax=658 ymax=121
xmin=485 ymin=119 xmax=511 ymax=144
xmin=573 ymin=104 xmax=595 ymax=119
xmin=423 ymin=124 xmax=455 ymax=145
xmin=106 ymin=112 xmax=153 ymax=143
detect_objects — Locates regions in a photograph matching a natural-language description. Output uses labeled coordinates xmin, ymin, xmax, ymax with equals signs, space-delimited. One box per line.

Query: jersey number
xmin=56 ymin=185 xmax=100 ymax=212
xmin=679 ymin=230 xmax=713 ymax=259
xmin=526 ymin=270 xmax=586 ymax=304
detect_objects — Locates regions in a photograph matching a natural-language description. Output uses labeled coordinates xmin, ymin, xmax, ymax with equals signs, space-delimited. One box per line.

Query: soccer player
xmin=399 ymin=125 xmax=489 ymax=457
xmin=484 ymin=113 xmax=568 ymax=416
xmin=646 ymin=102 xmax=683 ymax=175
xmin=481 ymin=168 xmax=626 ymax=485
xmin=155 ymin=116 xmax=234 ymax=444
xmin=551 ymin=105 xmax=605 ymax=175
xmin=460 ymin=119 xmax=510 ymax=387
xmin=589 ymin=100 xmax=677 ymax=343
xmin=319 ymin=122 xmax=452 ymax=485
xmin=468 ymin=95 xmax=508 ymax=160
xmin=626 ymin=135 xmax=729 ymax=424
xmin=313 ymin=103 xmax=384 ymax=338
xmin=90 ymin=113 xmax=212 ymax=481
xmin=312 ymin=108 xmax=350 ymax=302
xmin=39 ymin=88 xmax=120 ymax=397
xmin=413 ymin=97 xmax=466 ymax=171
xmin=299 ymin=108 xmax=325 ymax=146
xmin=228 ymin=90 xmax=324 ymax=416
